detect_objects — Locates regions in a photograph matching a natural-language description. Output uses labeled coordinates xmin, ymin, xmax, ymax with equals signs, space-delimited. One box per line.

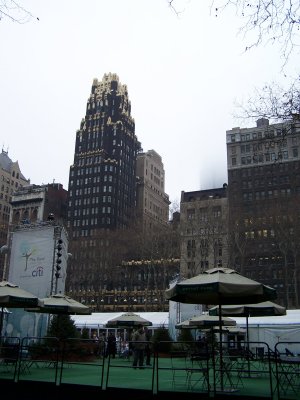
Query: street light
xmin=54 ymin=238 xmax=63 ymax=294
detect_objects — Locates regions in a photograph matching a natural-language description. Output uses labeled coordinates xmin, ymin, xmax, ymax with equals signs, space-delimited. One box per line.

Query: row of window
xmin=230 ymin=161 xmax=299 ymax=179
xmin=69 ymin=218 xmax=113 ymax=236
xmin=0 ymin=194 xmax=11 ymax=202
xmin=241 ymin=175 xmax=293 ymax=188
xmin=1 ymin=171 xmax=20 ymax=181
xmin=232 ymin=150 xmax=294 ymax=166
xmin=186 ymin=206 xmax=222 ymax=219
xmin=241 ymin=188 xmax=294 ymax=201
xmin=229 ymin=127 xmax=289 ymax=143
xmin=243 ymin=216 xmax=295 ymax=226
xmin=244 ymin=228 xmax=292 ymax=239
xmin=70 ymin=186 xmax=114 ymax=197
xmin=237 ymin=138 xmax=289 ymax=154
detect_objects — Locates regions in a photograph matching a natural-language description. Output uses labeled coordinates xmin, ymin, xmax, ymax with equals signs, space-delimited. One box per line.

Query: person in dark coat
xmin=132 ymin=325 xmax=146 ymax=368
xmin=106 ymin=331 xmax=117 ymax=358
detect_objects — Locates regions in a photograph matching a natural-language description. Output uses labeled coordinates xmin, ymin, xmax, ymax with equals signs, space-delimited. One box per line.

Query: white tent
xmin=231 ymin=309 xmax=300 ymax=355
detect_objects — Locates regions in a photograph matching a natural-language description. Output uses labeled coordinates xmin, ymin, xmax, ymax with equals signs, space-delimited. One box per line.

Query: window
xmin=212 ymin=206 xmax=221 ymax=218
xmin=187 ymin=208 xmax=195 ymax=220
xmin=293 ymin=148 xmax=298 ymax=158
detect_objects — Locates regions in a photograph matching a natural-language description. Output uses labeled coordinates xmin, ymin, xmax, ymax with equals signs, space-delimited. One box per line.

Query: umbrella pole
xmin=246 ymin=314 xmax=251 ymax=377
xmin=218 ymin=303 xmax=224 ymax=392
xmin=0 ymin=306 xmax=4 ymax=341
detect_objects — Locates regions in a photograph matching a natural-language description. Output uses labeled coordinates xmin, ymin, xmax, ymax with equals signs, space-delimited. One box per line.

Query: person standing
xmin=106 ymin=331 xmax=117 ymax=358
xmin=132 ymin=325 xmax=146 ymax=368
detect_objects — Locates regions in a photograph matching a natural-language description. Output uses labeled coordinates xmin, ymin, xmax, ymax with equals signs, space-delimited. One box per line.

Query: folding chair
xmin=186 ymin=352 xmax=210 ymax=392
xmin=170 ymin=351 xmax=190 ymax=391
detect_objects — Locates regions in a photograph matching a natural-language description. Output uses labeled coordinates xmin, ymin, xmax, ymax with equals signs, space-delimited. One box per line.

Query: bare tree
xmin=235 ymin=78 xmax=300 ymax=123
xmin=212 ymin=0 xmax=300 ymax=66
xmin=0 ymin=0 xmax=38 ymax=23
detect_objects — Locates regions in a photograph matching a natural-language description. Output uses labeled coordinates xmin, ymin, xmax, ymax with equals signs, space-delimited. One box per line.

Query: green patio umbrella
xmin=208 ymin=301 xmax=286 ymax=343
xmin=0 ymin=280 xmax=40 ymax=336
xmin=106 ymin=312 xmax=152 ymax=328
xmin=176 ymin=314 xmax=236 ymax=329
xmin=25 ymin=294 xmax=91 ymax=315
xmin=165 ymin=268 xmax=276 ymax=305
xmin=165 ymin=267 xmax=277 ymax=392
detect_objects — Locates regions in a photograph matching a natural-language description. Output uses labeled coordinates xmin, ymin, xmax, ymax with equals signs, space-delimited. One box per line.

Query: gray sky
xmin=0 ymin=0 xmax=298 ymax=204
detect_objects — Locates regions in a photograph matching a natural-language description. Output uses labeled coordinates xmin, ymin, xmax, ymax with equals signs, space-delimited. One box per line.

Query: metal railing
xmin=1 ymin=336 xmax=299 ymax=399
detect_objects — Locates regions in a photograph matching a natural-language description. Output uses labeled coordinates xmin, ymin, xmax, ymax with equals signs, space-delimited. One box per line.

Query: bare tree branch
xmin=234 ymin=77 xmax=300 ymax=123
xmin=0 ymin=0 xmax=38 ymax=23
xmin=212 ymin=0 xmax=300 ymax=67
xmin=167 ymin=0 xmax=186 ymax=17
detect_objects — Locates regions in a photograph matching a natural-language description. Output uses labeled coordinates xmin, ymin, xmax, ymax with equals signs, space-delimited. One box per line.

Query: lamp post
xmin=54 ymin=238 xmax=63 ymax=294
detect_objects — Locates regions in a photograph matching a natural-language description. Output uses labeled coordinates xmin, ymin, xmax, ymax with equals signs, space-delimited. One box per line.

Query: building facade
xmin=10 ymin=183 xmax=68 ymax=227
xmin=227 ymin=116 xmax=300 ymax=308
xmin=0 ymin=149 xmax=29 ymax=278
xmin=67 ymin=73 xmax=141 ymax=237
xmin=136 ymin=150 xmax=170 ymax=232
xmin=179 ymin=186 xmax=229 ymax=279
xmin=65 ymin=74 xmax=180 ymax=311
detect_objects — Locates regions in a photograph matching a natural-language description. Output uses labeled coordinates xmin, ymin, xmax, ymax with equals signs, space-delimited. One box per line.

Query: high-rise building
xmin=136 ymin=149 xmax=170 ymax=231
xmin=67 ymin=73 xmax=141 ymax=237
xmin=65 ymin=75 xmax=178 ymax=311
xmin=0 ymin=149 xmax=29 ymax=278
xmin=179 ymin=186 xmax=229 ymax=279
xmin=226 ymin=116 xmax=300 ymax=308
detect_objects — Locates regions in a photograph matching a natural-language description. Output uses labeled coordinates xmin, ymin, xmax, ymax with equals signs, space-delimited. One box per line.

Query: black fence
xmin=1 ymin=336 xmax=300 ymax=399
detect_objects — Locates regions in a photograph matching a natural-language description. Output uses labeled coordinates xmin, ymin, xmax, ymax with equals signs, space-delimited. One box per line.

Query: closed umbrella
xmin=165 ymin=267 xmax=277 ymax=392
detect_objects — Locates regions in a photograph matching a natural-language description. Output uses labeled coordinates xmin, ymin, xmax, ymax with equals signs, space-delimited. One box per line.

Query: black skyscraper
xmin=67 ymin=73 xmax=141 ymax=238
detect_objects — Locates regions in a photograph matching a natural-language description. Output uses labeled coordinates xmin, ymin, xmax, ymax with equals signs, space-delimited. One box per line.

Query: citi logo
xmin=32 ymin=266 xmax=44 ymax=277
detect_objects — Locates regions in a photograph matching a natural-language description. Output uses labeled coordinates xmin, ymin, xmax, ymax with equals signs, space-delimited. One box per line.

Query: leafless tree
xmin=0 ymin=0 xmax=38 ymax=23
xmin=212 ymin=0 xmax=300 ymax=67
xmin=235 ymin=77 xmax=300 ymax=123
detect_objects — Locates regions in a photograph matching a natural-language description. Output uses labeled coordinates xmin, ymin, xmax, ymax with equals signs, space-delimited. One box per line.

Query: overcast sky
xmin=0 ymin=0 xmax=298 ymax=205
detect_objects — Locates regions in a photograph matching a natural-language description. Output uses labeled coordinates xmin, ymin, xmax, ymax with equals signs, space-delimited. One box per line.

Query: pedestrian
xmin=92 ymin=332 xmax=100 ymax=355
xmin=132 ymin=324 xmax=146 ymax=369
xmin=116 ymin=332 xmax=122 ymax=356
xmin=106 ymin=331 xmax=117 ymax=358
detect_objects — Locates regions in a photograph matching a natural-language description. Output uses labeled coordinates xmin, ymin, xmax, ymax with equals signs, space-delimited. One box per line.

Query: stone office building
xmin=226 ymin=116 xmax=300 ymax=308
